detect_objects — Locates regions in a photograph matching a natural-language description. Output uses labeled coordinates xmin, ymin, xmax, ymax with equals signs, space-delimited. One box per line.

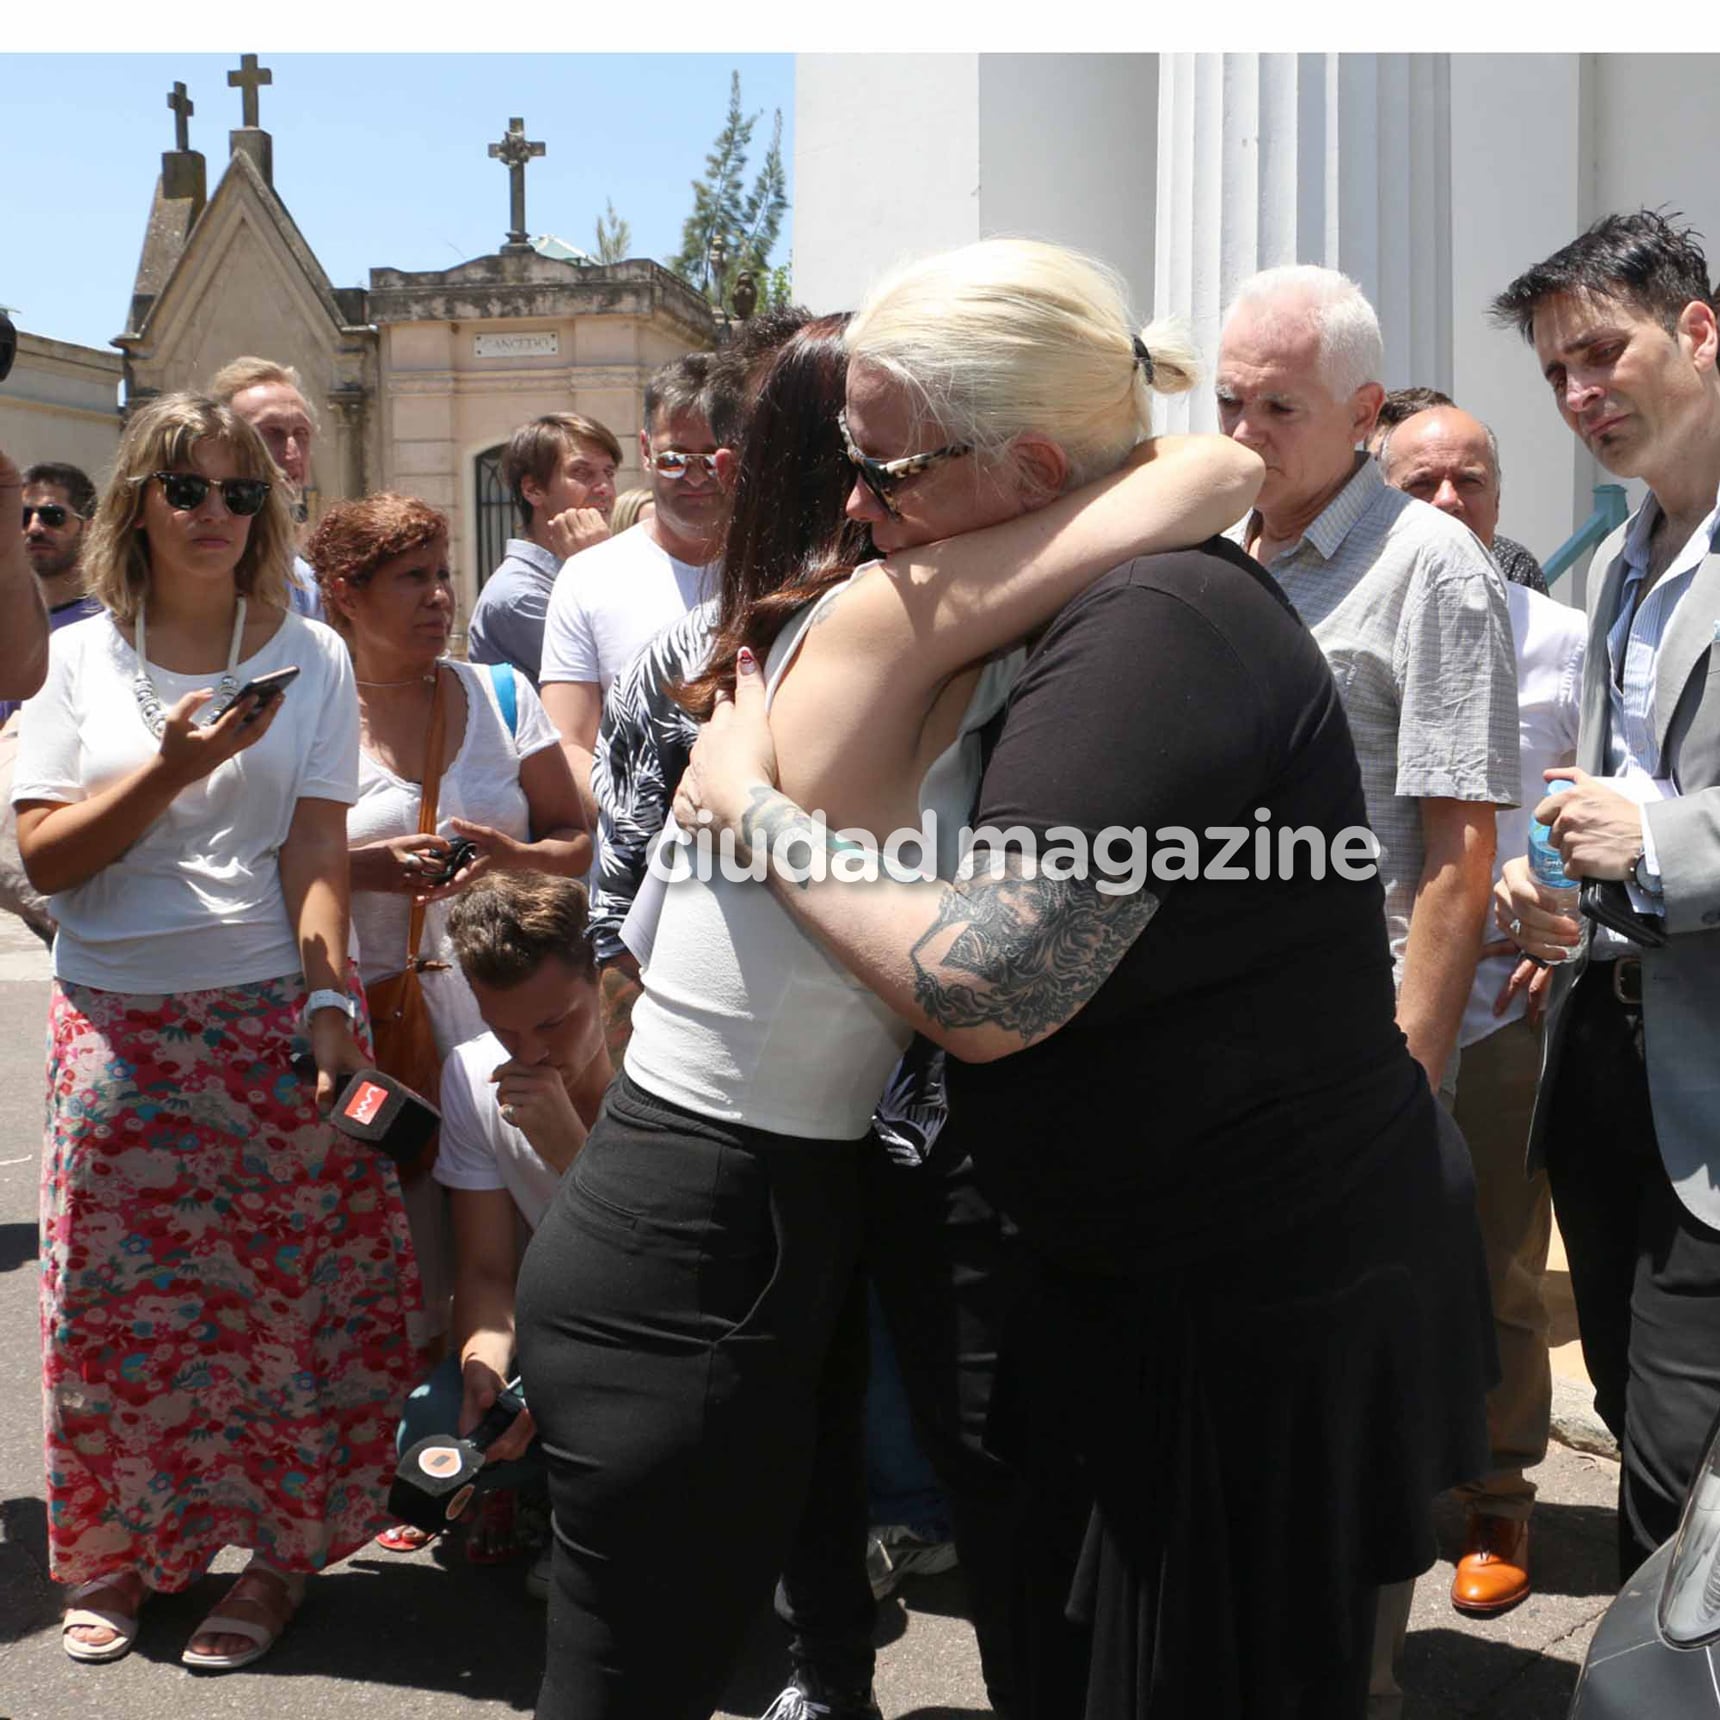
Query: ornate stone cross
xmin=489 ymin=118 xmax=545 ymax=250
xmin=167 ymin=81 xmax=194 ymax=152
xmin=228 ymin=54 xmax=272 ymax=129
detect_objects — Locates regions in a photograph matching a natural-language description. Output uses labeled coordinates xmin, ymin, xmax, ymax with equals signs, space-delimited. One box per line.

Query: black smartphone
xmin=197 ymin=665 xmax=301 ymax=727
xmin=432 ymin=837 xmax=479 ymax=884
xmin=1579 ymin=879 xmax=1669 ymax=950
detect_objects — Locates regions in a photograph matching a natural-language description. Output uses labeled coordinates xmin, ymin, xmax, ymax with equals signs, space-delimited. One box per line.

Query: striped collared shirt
xmin=1231 ymin=456 xmax=1521 ymax=983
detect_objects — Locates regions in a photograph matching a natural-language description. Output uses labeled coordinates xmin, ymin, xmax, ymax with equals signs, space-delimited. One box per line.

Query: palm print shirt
xmin=588 ymin=599 xmax=716 ymax=965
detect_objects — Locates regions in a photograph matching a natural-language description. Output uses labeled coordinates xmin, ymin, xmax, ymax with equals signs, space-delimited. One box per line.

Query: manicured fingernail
xmin=737 ymin=647 xmax=758 ymax=675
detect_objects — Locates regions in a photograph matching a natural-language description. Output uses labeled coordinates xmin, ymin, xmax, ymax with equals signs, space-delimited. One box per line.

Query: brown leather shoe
xmin=1451 ymin=1511 xmax=1531 ymax=1615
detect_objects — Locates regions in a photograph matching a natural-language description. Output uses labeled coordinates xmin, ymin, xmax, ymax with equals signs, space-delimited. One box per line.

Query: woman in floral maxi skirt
xmin=13 ymin=393 xmax=420 ymax=1671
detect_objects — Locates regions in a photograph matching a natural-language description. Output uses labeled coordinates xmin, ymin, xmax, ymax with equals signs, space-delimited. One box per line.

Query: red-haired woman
xmin=307 ymin=495 xmax=587 ymax=1473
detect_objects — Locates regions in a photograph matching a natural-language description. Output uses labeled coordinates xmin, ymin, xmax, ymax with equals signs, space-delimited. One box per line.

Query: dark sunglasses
xmin=151 ymin=471 xmax=272 ymax=517
xmin=647 ymin=449 xmax=722 ymax=481
xmin=837 ymin=410 xmax=972 ymax=518
xmin=23 ymin=503 xmax=77 ymax=529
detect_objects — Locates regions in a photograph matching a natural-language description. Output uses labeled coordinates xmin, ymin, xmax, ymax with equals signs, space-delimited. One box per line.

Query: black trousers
xmin=776 ymin=1137 xmax=1079 ymax=1717
xmin=515 ymin=1072 xmax=866 ymax=1720
xmin=1543 ymin=966 xmax=1720 ymax=1578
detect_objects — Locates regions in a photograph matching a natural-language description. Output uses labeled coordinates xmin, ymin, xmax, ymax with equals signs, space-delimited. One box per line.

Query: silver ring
xmin=501 ymin=1103 xmax=518 ymax=1124
xmin=1508 ymin=917 xmax=1522 ymax=938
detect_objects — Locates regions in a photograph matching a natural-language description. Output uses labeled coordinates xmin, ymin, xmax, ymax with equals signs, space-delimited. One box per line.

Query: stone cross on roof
xmin=489 ymin=117 xmax=545 ymax=251
xmin=167 ymin=81 xmax=194 ymax=152
xmin=228 ymin=54 xmax=272 ymax=129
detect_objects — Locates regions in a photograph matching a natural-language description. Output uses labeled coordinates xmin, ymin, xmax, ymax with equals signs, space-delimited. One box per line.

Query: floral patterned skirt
xmin=39 ymin=972 xmax=422 ymax=1591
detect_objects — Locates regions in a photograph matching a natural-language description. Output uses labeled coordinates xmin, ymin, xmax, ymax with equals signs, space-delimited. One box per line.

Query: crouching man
xmin=385 ymin=873 xmax=611 ymax=1584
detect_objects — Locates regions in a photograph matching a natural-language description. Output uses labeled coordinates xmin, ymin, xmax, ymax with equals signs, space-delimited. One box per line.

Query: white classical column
xmin=792 ymin=55 xmax=1158 ymax=318
xmin=1153 ymin=53 xmax=1452 ymax=433
xmin=1449 ymin=55 xmax=1597 ymax=591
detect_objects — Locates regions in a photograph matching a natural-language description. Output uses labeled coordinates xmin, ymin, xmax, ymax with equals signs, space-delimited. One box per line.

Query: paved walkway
xmin=0 ymin=917 xmax=1622 ymax=1719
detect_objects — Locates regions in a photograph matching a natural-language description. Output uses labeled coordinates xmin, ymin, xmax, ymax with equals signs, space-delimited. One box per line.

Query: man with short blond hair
xmin=209 ymin=355 xmax=323 ymax=618
xmin=468 ymin=413 xmax=621 ymax=686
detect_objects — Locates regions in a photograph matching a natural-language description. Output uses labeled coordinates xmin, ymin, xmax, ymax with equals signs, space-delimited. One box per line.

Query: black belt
xmin=1606 ymin=956 xmax=1643 ymax=1007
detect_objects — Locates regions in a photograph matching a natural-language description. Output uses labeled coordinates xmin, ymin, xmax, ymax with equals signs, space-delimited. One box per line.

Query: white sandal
xmin=181 ymin=1565 xmax=304 ymax=1672
xmin=62 ymin=1574 xmax=147 ymax=1663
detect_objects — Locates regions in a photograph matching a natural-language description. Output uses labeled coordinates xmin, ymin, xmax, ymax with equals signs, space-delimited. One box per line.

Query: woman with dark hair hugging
xmin=15 ymin=393 xmax=418 ymax=1673
xmin=515 ymin=258 xmax=1262 ymax=1720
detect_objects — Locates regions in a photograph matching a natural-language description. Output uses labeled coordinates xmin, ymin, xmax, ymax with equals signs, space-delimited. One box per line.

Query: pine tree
xmin=595 ymin=199 xmax=632 ymax=265
xmin=670 ymin=71 xmax=789 ymax=312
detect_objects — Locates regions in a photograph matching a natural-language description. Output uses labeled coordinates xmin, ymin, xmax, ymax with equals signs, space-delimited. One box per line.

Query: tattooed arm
xmin=713 ymin=784 xmax=1159 ymax=1061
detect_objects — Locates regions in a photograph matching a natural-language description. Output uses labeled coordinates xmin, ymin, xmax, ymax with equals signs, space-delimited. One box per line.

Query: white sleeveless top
xmin=625 ymin=575 xmax=1023 ymax=1140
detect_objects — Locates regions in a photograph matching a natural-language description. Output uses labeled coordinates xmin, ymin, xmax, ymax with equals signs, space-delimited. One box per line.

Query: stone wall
xmin=0 ymin=334 xmax=124 ymax=484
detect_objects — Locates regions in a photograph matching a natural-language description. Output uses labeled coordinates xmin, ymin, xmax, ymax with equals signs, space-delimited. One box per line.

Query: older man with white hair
xmin=1218 ymin=267 xmax=1520 ymax=1094
xmin=1218 ymin=268 xmax=1519 ymax=1715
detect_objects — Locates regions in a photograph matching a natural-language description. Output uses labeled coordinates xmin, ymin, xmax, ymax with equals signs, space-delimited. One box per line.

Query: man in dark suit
xmin=1493 ymin=210 xmax=1720 ymax=1579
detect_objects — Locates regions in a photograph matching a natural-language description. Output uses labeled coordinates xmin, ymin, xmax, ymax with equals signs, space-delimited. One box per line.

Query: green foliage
xmin=595 ymin=199 xmax=632 ymax=265
xmin=669 ymin=71 xmax=789 ymax=313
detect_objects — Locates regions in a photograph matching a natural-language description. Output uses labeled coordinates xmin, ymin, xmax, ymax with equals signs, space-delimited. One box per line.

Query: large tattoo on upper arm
xmin=912 ymin=851 xmax=1160 ymax=1047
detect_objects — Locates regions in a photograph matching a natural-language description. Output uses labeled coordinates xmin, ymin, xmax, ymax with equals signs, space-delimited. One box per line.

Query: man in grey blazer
xmin=1492 ymin=210 xmax=1720 ymax=1580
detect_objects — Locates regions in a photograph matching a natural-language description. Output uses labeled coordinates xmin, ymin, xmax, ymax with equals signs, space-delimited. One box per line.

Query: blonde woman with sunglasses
xmin=12 ymin=394 xmax=420 ymax=1674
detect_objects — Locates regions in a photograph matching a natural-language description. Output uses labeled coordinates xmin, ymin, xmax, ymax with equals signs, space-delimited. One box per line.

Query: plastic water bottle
xmin=1526 ymin=778 xmax=1582 ymax=963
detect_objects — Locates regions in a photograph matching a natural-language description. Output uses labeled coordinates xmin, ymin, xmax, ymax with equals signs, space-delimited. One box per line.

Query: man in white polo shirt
xmin=539 ymin=352 xmax=739 ymax=827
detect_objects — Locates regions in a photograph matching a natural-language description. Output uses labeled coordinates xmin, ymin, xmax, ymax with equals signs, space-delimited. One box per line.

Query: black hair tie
xmin=1131 ymin=335 xmax=1155 ymax=384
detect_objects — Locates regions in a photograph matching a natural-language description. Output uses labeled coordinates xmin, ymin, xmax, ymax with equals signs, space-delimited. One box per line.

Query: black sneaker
xmin=757 ymin=1668 xmax=884 ymax=1720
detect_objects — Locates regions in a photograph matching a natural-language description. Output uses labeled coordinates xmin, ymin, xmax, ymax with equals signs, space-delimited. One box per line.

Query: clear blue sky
xmin=2 ymin=54 xmax=796 ymax=351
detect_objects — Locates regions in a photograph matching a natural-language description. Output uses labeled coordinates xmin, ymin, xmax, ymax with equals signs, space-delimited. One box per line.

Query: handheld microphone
xmin=389 ymin=1381 xmax=527 ymax=1533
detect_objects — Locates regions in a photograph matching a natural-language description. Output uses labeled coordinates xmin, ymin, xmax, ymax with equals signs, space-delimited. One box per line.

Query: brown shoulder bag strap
xmin=404 ymin=668 xmax=449 ymax=971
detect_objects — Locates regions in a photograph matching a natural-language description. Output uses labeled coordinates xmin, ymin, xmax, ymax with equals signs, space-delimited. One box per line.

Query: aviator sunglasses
xmin=646 ymin=449 xmax=722 ymax=481
xmin=23 ymin=503 xmax=78 ymax=529
xmin=837 ymin=410 xmax=972 ymax=518
xmin=150 ymin=471 xmax=272 ymax=517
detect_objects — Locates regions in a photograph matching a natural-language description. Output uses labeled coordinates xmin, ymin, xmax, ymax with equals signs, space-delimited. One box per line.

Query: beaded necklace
xmin=131 ymin=597 xmax=248 ymax=738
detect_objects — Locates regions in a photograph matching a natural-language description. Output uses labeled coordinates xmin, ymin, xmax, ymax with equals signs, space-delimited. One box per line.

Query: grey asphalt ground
xmin=0 ymin=914 xmax=1622 ymax=1720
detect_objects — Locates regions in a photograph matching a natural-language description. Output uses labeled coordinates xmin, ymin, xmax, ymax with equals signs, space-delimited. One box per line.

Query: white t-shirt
xmin=12 ymin=610 xmax=359 ymax=993
xmin=435 ymin=1031 xmax=562 ymax=1231
xmin=348 ymin=660 xmax=560 ymax=1056
xmin=1460 ymin=582 xmax=1587 ymax=1048
xmin=538 ymin=527 xmax=717 ymax=693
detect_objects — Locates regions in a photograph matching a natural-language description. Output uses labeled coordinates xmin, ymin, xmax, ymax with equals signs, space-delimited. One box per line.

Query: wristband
xmin=302 ymin=988 xmax=358 ymax=1031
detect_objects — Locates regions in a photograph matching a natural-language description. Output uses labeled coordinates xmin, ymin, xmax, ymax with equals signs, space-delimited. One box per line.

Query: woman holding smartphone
xmin=308 ymin=492 xmax=587 ymax=1430
xmin=14 ymin=393 xmax=420 ymax=1673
